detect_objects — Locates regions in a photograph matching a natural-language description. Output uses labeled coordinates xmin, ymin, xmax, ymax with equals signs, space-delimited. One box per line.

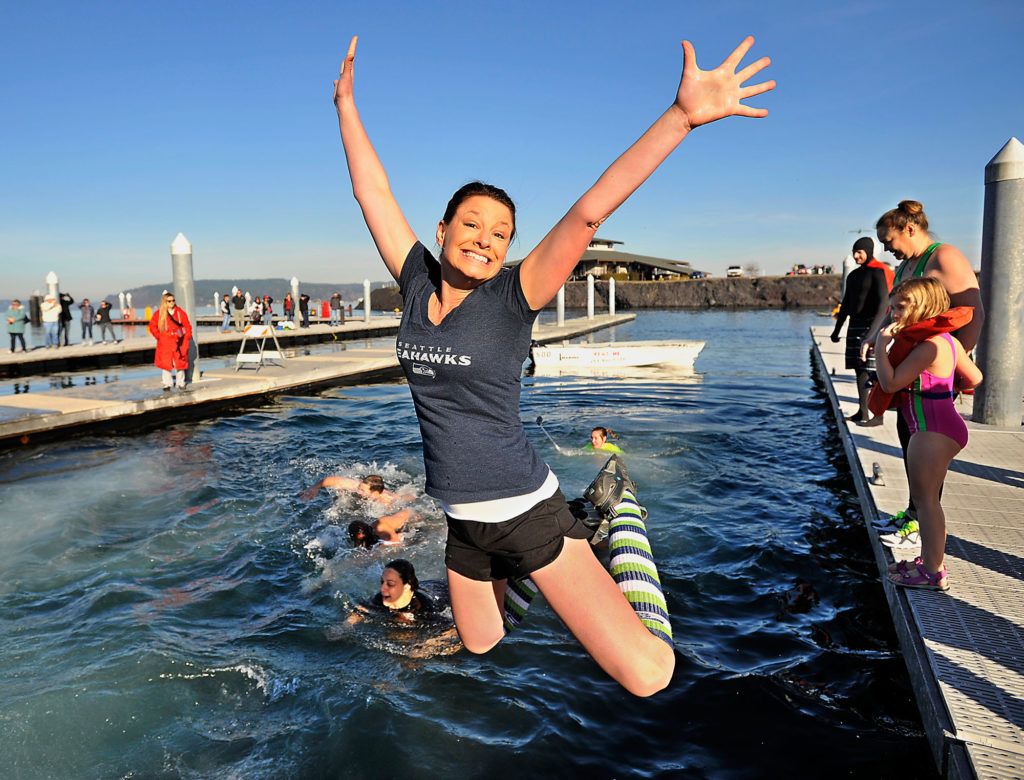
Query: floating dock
xmin=0 ymin=320 xmax=403 ymax=378
xmin=0 ymin=314 xmax=634 ymax=447
xmin=811 ymin=326 xmax=1024 ymax=780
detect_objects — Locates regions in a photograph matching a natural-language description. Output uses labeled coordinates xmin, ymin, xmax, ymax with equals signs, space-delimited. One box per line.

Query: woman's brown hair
xmin=876 ymin=199 xmax=929 ymax=234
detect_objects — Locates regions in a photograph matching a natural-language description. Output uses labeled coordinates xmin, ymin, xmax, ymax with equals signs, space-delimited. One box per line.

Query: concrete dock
xmin=0 ymin=319 xmax=404 ymax=378
xmin=0 ymin=314 xmax=634 ymax=447
xmin=811 ymin=326 xmax=1024 ymax=780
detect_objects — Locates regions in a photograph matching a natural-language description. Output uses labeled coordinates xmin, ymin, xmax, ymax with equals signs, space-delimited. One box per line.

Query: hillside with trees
xmin=102 ymin=279 xmax=393 ymax=309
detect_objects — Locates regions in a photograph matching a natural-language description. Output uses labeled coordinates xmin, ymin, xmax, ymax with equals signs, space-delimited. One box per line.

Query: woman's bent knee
xmin=459 ymin=629 xmax=504 ymax=655
xmin=619 ymin=645 xmax=674 ymax=697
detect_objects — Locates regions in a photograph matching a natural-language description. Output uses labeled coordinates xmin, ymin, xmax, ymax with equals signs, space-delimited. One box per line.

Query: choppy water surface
xmin=0 ymin=311 xmax=932 ymax=778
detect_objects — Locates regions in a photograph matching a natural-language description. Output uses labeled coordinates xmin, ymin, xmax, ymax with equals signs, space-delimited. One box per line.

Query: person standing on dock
xmin=232 ymin=290 xmax=246 ymax=331
xmin=831 ymin=237 xmax=888 ymax=425
xmin=219 ymin=294 xmax=232 ymax=332
xmin=79 ymin=299 xmax=95 ymax=346
xmin=873 ymin=277 xmax=982 ymax=591
xmin=41 ymin=294 xmax=60 ymax=348
xmin=332 ymin=33 xmax=774 ymax=696
xmin=862 ymin=200 xmax=985 ymax=530
xmin=283 ymin=292 xmax=295 ymax=324
xmin=148 ymin=292 xmax=192 ymax=391
xmin=96 ymin=301 xmax=117 ymax=344
xmin=5 ymin=299 xmax=30 ymax=353
xmin=299 ymin=292 xmax=310 ymax=328
xmin=58 ymin=292 xmax=74 ymax=346
xmin=329 ymin=292 xmax=344 ymax=326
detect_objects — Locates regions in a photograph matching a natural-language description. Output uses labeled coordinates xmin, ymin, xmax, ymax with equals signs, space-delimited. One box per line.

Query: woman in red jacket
xmin=148 ymin=292 xmax=192 ymax=391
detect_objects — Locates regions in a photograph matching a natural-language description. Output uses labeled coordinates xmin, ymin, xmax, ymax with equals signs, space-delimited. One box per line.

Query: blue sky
xmin=2 ymin=0 xmax=1022 ymax=299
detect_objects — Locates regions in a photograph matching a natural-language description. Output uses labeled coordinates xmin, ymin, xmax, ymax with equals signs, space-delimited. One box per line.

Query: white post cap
xmin=986 ymin=137 xmax=1024 ymax=184
xmin=291 ymin=276 xmax=299 ymax=286
xmin=171 ymin=232 xmax=192 ymax=254
xmin=46 ymin=271 xmax=59 ymax=284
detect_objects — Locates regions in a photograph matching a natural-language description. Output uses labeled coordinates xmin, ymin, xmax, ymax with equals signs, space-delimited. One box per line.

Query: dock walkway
xmin=0 ymin=314 xmax=634 ymax=447
xmin=811 ymin=326 xmax=1024 ymax=780
xmin=0 ymin=319 xmax=403 ymax=378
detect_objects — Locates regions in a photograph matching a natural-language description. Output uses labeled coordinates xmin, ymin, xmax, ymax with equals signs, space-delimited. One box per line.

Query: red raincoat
xmin=148 ymin=307 xmax=192 ymax=371
xmin=867 ymin=306 xmax=974 ymax=416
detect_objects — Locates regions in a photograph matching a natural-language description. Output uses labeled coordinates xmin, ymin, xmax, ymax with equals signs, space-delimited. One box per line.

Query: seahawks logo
xmin=412 ymin=364 xmax=436 ymax=378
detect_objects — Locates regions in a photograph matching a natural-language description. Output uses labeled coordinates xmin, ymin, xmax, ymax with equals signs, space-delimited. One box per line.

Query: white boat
xmin=530 ymin=339 xmax=705 ymax=369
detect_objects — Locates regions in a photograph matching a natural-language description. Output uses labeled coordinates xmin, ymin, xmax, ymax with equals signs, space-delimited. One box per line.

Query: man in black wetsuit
xmin=831 ymin=237 xmax=888 ymax=425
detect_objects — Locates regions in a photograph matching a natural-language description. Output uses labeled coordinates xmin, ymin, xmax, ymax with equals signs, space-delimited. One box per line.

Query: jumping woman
xmin=333 ymin=34 xmax=774 ymax=696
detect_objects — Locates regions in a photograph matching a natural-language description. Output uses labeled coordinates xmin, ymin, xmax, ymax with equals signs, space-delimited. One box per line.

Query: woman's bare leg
xmin=447 ymin=569 xmax=507 ymax=653
xmin=531 ymin=538 xmax=675 ymax=697
xmin=907 ymin=431 xmax=960 ymax=575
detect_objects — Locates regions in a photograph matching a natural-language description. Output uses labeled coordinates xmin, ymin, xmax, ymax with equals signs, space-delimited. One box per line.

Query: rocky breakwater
xmin=372 ymin=275 xmax=841 ymax=311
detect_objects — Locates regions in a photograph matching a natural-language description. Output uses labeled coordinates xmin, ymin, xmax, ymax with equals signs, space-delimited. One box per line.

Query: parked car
xmin=726 ymin=265 xmax=743 ymax=277
xmin=689 ymin=271 xmax=708 ymax=279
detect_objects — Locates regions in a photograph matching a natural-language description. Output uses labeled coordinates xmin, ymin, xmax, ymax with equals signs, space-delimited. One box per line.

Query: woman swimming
xmin=333 ymin=34 xmax=774 ymax=696
xmin=587 ymin=426 xmax=623 ymax=454
xmin=350 ymin=559 xmax=446 ymax=625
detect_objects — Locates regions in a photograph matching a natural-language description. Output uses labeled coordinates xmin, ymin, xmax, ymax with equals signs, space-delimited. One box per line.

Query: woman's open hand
xmin=333 ymin=36 xmax=358 ymax=109
xmin=674 ymin=36 xmax=775 ymax=129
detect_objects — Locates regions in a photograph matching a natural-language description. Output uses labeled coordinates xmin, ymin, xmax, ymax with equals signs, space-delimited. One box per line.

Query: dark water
xmin=0 ymin=311 xmax=932 ymax=778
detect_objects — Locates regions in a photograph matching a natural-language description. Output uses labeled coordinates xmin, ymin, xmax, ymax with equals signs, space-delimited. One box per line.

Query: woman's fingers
xmin=734 ymin=105 xmax=769 ymax=119
xmin=341 ymin=34 xmax=358 ymax=75
xmin=681 ymin=40 xmax=698 ymax=74
xmin=740 ymin=79 xmax=776 ymax=100
xmin=722 ymin=35 xmax=755 ymax=70
xmin=736 ymin=56 xmax=771 ymax=84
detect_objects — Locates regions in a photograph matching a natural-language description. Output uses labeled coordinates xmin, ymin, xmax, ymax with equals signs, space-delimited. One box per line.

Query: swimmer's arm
xmin=300 ymin=475 xmax=359 ymax=500
xmin=874 ymin=333 xmax=937 ymax=393
xmin=333 ymin=36 xmax=416 ymax=281
xmin=519 ymin=37 xmax=774 ymax=309
xmin=375 ymin=508 xmax=414 ymax=544
xmin=347 ymin=601 xmax=375 ymax=625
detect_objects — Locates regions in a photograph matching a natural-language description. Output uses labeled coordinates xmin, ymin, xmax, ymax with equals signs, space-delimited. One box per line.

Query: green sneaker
xmin=898 ymin=519 xmax=919 ymax=536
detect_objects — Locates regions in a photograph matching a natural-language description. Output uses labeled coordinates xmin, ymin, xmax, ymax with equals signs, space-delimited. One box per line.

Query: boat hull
xmin=531 ymin=340 xmax=704 ymax=369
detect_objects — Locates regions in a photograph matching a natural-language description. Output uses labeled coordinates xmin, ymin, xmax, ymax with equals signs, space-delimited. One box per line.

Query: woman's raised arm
xmin=334 ymin=36 xmax=417 ymax=281
xmin=519 ymin=37 xmax=775 ymax=310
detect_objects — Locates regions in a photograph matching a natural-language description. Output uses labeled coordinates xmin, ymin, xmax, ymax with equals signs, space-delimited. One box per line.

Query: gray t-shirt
xmin=397 ymin=242 xmax=547 ymax=504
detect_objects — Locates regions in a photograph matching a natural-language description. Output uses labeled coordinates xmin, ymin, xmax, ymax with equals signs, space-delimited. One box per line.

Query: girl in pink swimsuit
xmin=874 ymin=277 xmax=983 ymax=591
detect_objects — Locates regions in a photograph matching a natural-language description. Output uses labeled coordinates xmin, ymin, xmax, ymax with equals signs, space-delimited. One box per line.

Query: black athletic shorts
xmin=444 ymin=488 xmax=592 ymax=582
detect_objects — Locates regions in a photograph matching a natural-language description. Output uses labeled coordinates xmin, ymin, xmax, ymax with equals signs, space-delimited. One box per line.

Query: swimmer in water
xmin=347 ymin=507 xmax=416 ymax=548
xmin=586 ymin=426 xmax=623 ymax=454
xmin=301 ymin=473 xmax=407 ymax=506
xmin=349 ymin=559 xmax=446 ymax=625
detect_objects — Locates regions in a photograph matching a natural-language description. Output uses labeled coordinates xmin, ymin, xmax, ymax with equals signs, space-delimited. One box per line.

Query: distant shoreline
xmin=371 ymin=275 xmax=843 ymax=311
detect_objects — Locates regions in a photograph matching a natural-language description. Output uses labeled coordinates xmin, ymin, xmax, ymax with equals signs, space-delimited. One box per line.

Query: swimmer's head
xmin=358 ymin=475 xmax=386 ymax=497
xmin=348 ymin=520 xmax=380 ymax=549
xmin=590 ymin=427 xmax=615 ymax=448
xmin=380 ymin=559 xmax=418 ymax=604
xmin=889 ymin=277 xmax=950 ymax=330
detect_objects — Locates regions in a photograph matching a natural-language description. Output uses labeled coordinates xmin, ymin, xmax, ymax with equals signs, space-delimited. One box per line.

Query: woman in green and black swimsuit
xmin=864 ymin=199 xmax=984 ymax=529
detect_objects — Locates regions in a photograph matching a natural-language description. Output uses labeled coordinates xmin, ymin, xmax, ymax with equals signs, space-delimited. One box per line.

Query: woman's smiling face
xmin=437 ymin=195 xmax=514 ymax=284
